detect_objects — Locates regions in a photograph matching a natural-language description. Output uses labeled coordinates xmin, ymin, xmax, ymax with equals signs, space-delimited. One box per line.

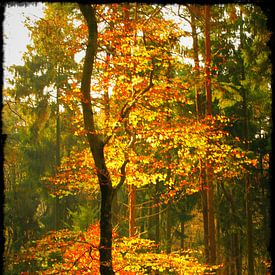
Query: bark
xmin=206 ymin=168 xmax=216 ymax=264
xmin=155 ymin=181 xmax=160 ymax=246
xmin=129 ymin=184 xmax=136 ymax=237
xmin=166 ymin=203 xmax=172 ymax=254
xmin=204 ymin=5 xmax=212 ymax=116
xmin=53 ymin=84 xmax=62 ymax=230
xmin=56 ymin=88 xmax=61 ymax=168
xmin=188 ymin=5 xmax=210 ymax=262
xmin=112 ymin=190 xmax=119 ymax=226
xmin=220 ymin=182 xmax=242 ymax=274
xmin=78 ymin=5 xmax=114 ymax=274
xmin=204 ymin=5 xmax=216 ymax=265
xmin=180 ymin=221 xmax=185 ymax=252
xmin=53 ymin=88 xmax=61 ymax=230
xmin=240 ymin=11 xmax=254 ymax=275
xmin=124 ymin=3 xmax=138 ymax=239
xmin=201 ymin=159 xmax=209 ymax=262
xmin=148 ymin=199 xmax=154 ymax=240
xmin=189 ymin=5 xmax=203 ymax=116
xmin=245 ymin=175 xmax=254 ymax=275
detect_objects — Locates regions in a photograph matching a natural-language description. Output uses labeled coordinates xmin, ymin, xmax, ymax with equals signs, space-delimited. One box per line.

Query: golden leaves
xmin=17 ymin=222 xmax=221 ymax=274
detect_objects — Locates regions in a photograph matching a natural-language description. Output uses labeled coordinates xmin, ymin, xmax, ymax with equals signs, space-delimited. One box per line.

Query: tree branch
xmin=5 ymin=101 xmax=26 ymax=124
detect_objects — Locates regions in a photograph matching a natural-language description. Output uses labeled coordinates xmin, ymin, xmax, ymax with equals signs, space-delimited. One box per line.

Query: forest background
xmin=1 ymin=2 xmax=273 ymax=274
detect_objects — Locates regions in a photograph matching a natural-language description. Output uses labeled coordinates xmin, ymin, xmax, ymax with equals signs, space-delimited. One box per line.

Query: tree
xmin=78 ymin=4 xmax=116 ymax=274
xmin=77 ymin=3 xmax=187 ymax=272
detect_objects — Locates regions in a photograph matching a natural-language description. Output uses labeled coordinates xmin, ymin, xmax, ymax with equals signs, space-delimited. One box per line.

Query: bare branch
xmin=5 ymin=101 xmax=27 ymax=124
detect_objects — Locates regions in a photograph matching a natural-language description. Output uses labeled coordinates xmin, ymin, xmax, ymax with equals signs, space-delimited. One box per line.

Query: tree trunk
xmin=54 ymin=87 xmax=61 ymax=230
xmin=245 ymin=175 xmax=254 ymax=275
xmin=206 ymin=169 xmax=216 ymax=264
xmin=239 ymin=10 xmax=254 ymax=275
xmin=56 ymin=88 xmax=61 ymax=168
xmin=148 ymin=199 xmax=154 ymax=240
xmin=189 ymin=5 xmax=203 ymax=116
xmin=204 ymin=5 xmax=216 ymax=265
xmin=180 ymin=220 xmax=185 ymax=252
xmin=166 ymin=203 xmax=172 ymax=254
xmin=204 ymin=5 xmax=212 ymax=117
xmin=188 ymin=5 xmax=210 ymax=262
xmin=112 ymin=189 xmax=119 ymax=227
xmin=200 ymin=159 xmax=209 ymax=262
xmin=155 ymin=181 xmax=160 ymax=246
xmin=129 ymin=184 xmax=136 ymax=237
xmin=99 ymin=176 xmax=114 ymax=275
xmin=78 ymin=5 xmax=114 ymax=274
xmin=221 ymin=182 xmax=242 ymax=274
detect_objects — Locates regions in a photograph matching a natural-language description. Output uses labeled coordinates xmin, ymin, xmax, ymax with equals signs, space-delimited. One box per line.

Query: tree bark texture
xmin=78 ymin=4 xmax=114 ymax=274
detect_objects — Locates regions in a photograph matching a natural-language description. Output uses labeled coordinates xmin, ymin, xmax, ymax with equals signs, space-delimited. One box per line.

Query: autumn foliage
xmin=15 ymin=223 xmax=222 ymax=274
xmin=3 ymin=3 xmax=271 ymax=275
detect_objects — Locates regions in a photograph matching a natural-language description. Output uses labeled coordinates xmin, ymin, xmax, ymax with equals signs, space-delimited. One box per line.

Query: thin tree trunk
xmin=78 ymin=5 xmax=114 ymax=274
xmin=239 ymin=10 xmax=254 ymax=275
xmin=155 ymin=181 xmax=160 ymax=246
xmin=205 ymin=5 xmax=212 ymax=117
xmin=54 ymin=88 xmax=61 ymax=230
xmin=166 ymin=202 xmax=172 ymax=254
xmin=200 ymin=159 xmax=209 ymax=262
xmin=112 ymin=190 xmax=119 ymax=227
xmin=148 ymin=199 xmax=154 ymax=240
xmin=56 ymin=88 xmax=61 ymax=168
xmin=204 ymin=5 xmax=216 ymax=265
xmin=180 ymin=220 xmax=185 ymax=252
xmin=129 ymin=184 xmax=136 ymax=237
xmin=221 ymin=182 xmax=242 ymax=275
xmin=245 ymin=175 xmax=254 ymax=275
xmin=188 ymin=5 xmax=210 ymax=262
xmin=189 ymin=5 xmax=203 ymax=116
xmin=206 ymin=168 xmax=216 ymax=264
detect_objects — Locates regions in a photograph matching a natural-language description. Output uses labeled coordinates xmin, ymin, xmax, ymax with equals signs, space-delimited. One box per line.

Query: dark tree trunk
xmin=204 ymin=5 xmax=212 ymax=117
xmin=155 ymin=181 xmax=160 ymax=246
xmin=239 ymin=11 xmax=254 ymax=275
xmin=129 ymin=184 xmax=136 ymax=237
xmin=78 ymin=5 xmax=114 ymax=274
xmin=204 ymin=5 xmax=216 ymax=265
xmin=56 ymin=88 xmax=61 ymax=168
xmin=221 ymin=182 xmax=242 ymax=274
xmin=54 ymin=87 xmax=61 ymax=230
xmin=180 ymin=220 xmax=185 ymax=252
xmin=188 ymin=5 xmax=210 ymax=263
xmin=206 ymin=169 xmax=216 ymax=264
xmin=166 ymin=203 xmax=172 ymax=254
xmin=99 ymin=173 xmax=114 ymax=275
xmin=189 ymin=5 xmax=203 ymax=117
xmin=112 ymin=190 xmax=118 ymax=226
xmin=148 ymin=199 xmax=154 ymax=240
xmin=201 ymin=160 xmax=209 ymax=262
